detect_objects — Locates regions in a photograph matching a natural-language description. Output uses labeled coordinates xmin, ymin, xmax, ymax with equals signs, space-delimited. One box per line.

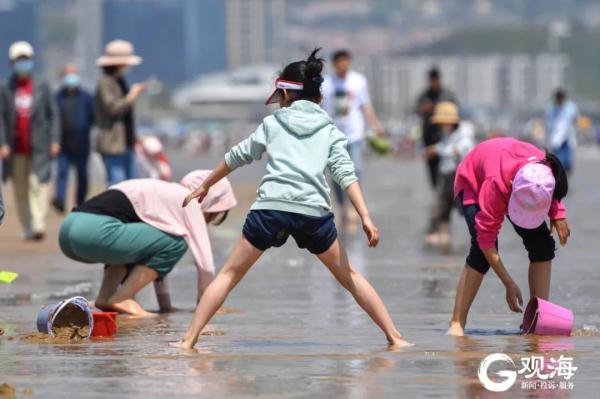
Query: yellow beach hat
xmin=431 ymin=102 xmax=460 ymax=124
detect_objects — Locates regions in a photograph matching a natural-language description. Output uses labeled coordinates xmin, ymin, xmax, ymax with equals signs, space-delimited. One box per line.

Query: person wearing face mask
xmin=52 ymin=64 xmax=95 ymax=213
xmin=95 ymin=39 xmax=147 ymax=186
xmin=0 ymin=81 xmax=6 ymax=225
xmin=1 ymin=41 xmax=60 ymax=240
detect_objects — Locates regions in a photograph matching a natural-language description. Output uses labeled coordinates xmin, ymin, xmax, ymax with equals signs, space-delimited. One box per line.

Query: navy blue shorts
xmin=242 ymin=210 xmax=337 ymax=254
xmin=461 ymin=200 xmax=555 ymax=275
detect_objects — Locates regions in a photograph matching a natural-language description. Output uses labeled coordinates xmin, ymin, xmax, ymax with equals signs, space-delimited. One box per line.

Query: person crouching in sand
xmin=171 ymin=49 xmax=412 ymax=349
xmin=447 ymin=137 xmax=570 ymax=336
xmin=59 ymin=170 xmax=236 ymax=316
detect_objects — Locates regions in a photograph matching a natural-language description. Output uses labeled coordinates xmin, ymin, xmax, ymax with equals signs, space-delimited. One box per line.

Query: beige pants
xmin=11 ymin=154 xmax=48 ymax=235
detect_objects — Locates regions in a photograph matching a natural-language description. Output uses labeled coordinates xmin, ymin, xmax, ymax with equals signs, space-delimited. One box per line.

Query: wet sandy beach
xmin=1 ymin=149 xmax=600 ymax=398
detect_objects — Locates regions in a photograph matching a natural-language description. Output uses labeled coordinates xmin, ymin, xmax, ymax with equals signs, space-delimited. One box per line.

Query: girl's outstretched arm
xmin=345 ymin=181 xmax=379 ymax=248
xmin=182 ymin=160 xmax=232 ymax=207
xmin=482 ymin=247 xmax=523 ymax=313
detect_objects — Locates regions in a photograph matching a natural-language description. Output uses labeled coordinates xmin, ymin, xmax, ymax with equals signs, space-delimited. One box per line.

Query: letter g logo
xmin=478 ymin=353 xmax=517 ymax=392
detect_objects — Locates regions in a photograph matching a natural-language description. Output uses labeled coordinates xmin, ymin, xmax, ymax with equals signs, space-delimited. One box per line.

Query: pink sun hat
xmin=508 ymin=162 xmax=555 ymax=229
xmin=180 ymin=170 xmax=237 ymax=213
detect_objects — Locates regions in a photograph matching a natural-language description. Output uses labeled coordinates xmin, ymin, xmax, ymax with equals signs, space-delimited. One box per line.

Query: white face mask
xmin=63 ymin=73 xmax=80 ymax=88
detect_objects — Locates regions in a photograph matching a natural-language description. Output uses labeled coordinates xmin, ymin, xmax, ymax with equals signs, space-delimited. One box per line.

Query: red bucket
xmin=91 ymin=312 xmax=118 ymax=337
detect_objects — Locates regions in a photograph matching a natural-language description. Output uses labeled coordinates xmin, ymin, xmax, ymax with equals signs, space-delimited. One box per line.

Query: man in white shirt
xmin=545 ymin=88 xmax=578 ymax=174
xmin=321 ymin=49 xmax=384 ymax=224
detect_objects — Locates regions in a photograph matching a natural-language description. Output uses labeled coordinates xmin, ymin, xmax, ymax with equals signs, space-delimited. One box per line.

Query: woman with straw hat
xmin=95 ymin=39 xmax=147 ymax=186
xmin=424 ymin=102 xmax=474 ymax=251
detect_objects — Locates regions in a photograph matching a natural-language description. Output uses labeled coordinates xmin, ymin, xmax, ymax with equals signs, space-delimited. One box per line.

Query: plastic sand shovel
xmin=0 ymin=270 xmax=19 ymax=284
xmin=522 ymin=297 xmax=574 ymax=336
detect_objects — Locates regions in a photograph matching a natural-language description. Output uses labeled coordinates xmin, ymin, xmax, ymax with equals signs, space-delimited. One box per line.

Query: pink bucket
xmin=522 ymin=297 xmax=573 ymax=336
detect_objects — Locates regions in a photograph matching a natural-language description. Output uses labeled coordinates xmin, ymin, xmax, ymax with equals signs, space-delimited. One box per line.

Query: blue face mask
xmin=63 ymin=73 xmax=80 ymax=89
xmin=13 ymin=59 xmax=34 ymax=76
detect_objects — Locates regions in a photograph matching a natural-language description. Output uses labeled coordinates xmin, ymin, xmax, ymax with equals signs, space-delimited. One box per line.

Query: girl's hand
xmin=362 ymin=216 xmax=379 ymax=248
xmin=550 ymin=219 xmax=570 ymax=247
xmin=182 ymin=185 xmax=208 ymax=207
xmin=505 ymin=282 xmax=523 ymax=313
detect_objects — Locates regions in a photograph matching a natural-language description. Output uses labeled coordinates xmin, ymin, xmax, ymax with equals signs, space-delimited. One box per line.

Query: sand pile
xmin=0 ymin=383 xmax=31 ymax=399
xmin=21 ymin=325 xmax=89 ymax=344
xmin=0 ymin=383 xmax=15 ymax=399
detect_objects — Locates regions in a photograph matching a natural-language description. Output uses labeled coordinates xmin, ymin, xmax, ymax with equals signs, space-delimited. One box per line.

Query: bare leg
xmin=171 ymin=238 xmax=263 ymax=349
xmin=95 ymin=265 xmax=127 ymax=310
xmin=317 ymin=239 xmax=412 ymax=347
xmin=154 ymin=278 xmax=174 ymax=313
xmin=447 ymin=266 xmax=484 ymax=336
xmin=528 ymin=261 xmax=551 ymax=300
xmin=438 ymin=221 xmax=451 ymax=254
xmin=105 ymin=265 xmax=159 ymax=317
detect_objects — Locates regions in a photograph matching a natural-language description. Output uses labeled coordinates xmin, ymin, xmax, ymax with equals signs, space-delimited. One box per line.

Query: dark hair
xmin=554 ymin=88 xmax=567 ymax=102
xmin=212 ymin=210 xmax=229 ymax=226
xmin=429 ymin=67 xmax=440 ymax=80
xmin=102 ymin=65 xmax=120 ymax=75
xmin=544 ymin=152 xmax=568 ymax=200
xmin=331 ymin=49 xmax=352 ymax=63
xmin=279 ymin=48 xmax=324 ymax=103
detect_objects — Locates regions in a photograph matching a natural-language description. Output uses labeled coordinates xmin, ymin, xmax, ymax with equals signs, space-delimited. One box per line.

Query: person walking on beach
xmin=416 ymin=67 xmax=458 ymax=189
xmin=545 ymin=88 xmax=578 ymax=175
xmin=423 ymin=102 xmax=474 ymax=251
xmin=0 ymin=81 xmax=5 ymax=225
xmin=172 ymin=49 xmax=411 ymax=350
xmin=59 ymin=170 xmax=237 ymax=316
xmin=95 ymin=39 xmax=146 ymax=186
xmin=1 ymin=41 xmax=59 ymax=240
xmin=52 ymin=65 xmax=95 ymax=212
xmin=321 ymin=49 xmax=385 ymax=226
xmin=447 ymin=137 xmax=570 ymax=337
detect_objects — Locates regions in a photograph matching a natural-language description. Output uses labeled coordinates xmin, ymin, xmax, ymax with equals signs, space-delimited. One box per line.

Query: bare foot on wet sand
xmin=387 ymin=331 xmax=414 ymax=349
xmin=169 ymin=339 xmax=195 ymax=350
xmin=98 ymin=298 xmax=157 ymax=317
xmin=388 ymin=338 xmax=415 ymax=350
xmin=446 ymin=322 xmax=464 ymax=337
xmin=169 ymin=340 xmax=188 ymax=349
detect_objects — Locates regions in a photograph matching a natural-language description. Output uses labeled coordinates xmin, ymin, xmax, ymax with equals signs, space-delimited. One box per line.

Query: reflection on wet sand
xmin=1 ymin=156 xmax=599 ymax=397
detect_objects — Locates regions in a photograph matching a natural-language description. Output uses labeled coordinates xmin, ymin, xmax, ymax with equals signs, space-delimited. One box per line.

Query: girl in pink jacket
xmin=448 ymin=137 xmax=570 ymax=336
xmin=59 ymin=170 xmax=236 ymax=316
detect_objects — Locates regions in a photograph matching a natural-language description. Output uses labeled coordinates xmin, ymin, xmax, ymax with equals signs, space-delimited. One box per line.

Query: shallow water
xmin=1 ymin=152 xmax=600 ymax=398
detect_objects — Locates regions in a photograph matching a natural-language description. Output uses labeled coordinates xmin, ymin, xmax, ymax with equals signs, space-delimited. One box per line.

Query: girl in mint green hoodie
xmin=172 ymin=49 xmax=411 ymax=349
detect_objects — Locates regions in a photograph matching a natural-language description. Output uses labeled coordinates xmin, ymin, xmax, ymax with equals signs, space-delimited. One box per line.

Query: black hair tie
xmin=312 ymin=75 xmax=324 ymax=84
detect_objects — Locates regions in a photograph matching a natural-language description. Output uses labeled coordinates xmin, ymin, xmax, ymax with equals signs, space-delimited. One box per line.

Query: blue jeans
xmin=333 ymin=140 xmax=363 ymax=206
xmin=102 ymin=150 xmax=137 ymax=186
xmin=55 ymin=151 xmax=89 ymax=206
xmin=553 ymin=142 xmax=573 ymax=174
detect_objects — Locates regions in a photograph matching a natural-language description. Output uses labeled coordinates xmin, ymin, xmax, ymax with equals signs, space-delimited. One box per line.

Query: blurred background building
xmin=0 ymin=0 xmax=599 ymax=128
xmin=368 ymin=53 xmax=570 ymax=119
